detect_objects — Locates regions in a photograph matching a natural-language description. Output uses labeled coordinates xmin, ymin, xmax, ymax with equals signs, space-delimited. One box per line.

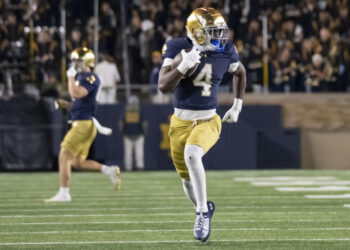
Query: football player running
xmin=158 ymin=8 xmax=246 ymax=242
xmin=46 ymin=47 xmax=121 ymax=202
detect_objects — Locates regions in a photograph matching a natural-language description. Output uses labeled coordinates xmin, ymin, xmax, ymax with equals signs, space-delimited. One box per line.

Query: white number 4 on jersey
xmin=193 ymin=63 xmax=212 ymax=96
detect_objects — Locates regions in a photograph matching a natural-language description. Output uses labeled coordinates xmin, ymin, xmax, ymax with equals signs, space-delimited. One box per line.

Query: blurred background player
xmin=119 ymin=96 xmax=147 ymax=171
xmin=158 ymin=7 xmax=246 ymax=242
xmin=46 ymin=47 xmax=121 ymax=202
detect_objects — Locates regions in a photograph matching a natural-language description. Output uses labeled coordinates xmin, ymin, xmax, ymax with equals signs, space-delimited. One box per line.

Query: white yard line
xmin=1 ymin=219 xmax=345 ymax=226
xmin=235 ymin=176 xmax=337 ymax=182
xmin=306 ymin=194 xmax=350 ymax=199
xmin=0 ymin=205 xmax=341 ymax=213
xmin=344 ymin=204 xmax=350 ymax=208
xmin=276 ymin=186 xmax=350 ymax=191
xmin=2 ymin=228 xmax=350 ymax=235
xmin=253 ymin=181 xmax=350 ymax=186
xmin=1 ymin=239 xmax=350 ymax=246
xmin=0 ymin=211 xmax=338 ymax=219
xmin=0 ymin=195 xmax=305 ymax=204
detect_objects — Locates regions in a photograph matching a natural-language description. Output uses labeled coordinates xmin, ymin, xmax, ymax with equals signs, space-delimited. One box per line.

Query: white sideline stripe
xmin=306 ymin=194 xmax=350 ymax=199
xmin=235 ymin=176 xmax=336 ymax=182
xmin=344 ymin=205 xmax=350 ymax=208
xmin=276 ymin=186 xmax=350 ymax=191
xmin=2 ymin=228 xmax=350 ymax=235
xmin=253 ymin=181 xmax=350 ymax=186
xmin=1 ymin=219 xmax=345 ymax=226
xmin=1 ymin=239 xmax=350 ymax=245
xmin=0 ymin=211 xmax=337 ymax=218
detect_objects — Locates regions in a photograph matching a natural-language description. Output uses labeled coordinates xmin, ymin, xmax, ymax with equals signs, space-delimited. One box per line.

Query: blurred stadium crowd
xmin=1 ymin=0 xmax=350 ymax=98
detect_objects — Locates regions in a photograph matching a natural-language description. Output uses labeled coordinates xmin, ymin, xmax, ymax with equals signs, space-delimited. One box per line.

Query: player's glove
xmin=66 ymin=66 xmax=77 ymax=78
xmin=222 ymin=98 xmax=243 ymax=123
xmin=177 ymin=47 xmax=201 ymax=75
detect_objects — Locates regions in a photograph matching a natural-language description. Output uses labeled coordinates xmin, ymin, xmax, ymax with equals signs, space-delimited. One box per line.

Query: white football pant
xmin=124 ymin=136 xmax=145 ymax=171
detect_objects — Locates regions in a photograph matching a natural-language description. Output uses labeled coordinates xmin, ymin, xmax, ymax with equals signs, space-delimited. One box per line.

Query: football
xmin=171 ymin=48 xmax=199 ymax=77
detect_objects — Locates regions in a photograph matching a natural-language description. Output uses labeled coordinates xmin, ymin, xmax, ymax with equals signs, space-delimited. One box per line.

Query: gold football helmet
xmin=186 ymin=7 xmax=228 ymax=51
xmin=70 ymin=47 xmax=95 ymax=71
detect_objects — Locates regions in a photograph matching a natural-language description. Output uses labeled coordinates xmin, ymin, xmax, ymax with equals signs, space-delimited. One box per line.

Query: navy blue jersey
xmin=163 ymin=38 xmax=239 ymax=110
xmin=70 ymin=72 xmax=100 ymax=121
xmin=122 ymin=111 xmax=144 ymax=136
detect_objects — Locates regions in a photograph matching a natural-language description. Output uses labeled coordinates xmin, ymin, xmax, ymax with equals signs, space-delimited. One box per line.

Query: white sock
xmin=59 ymin=187 xmax=70 ymax=194
xmin=182 ymin=179 xmax=197 ymax=208
xmin=101 ymin=165 xmax=111 ymax=175
xmin=184 ymin=144 xmax=208 ymax=213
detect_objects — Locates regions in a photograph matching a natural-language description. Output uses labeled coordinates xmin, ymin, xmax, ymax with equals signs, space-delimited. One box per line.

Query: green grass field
xmin=1 ymin=170 xmax=350 ymax=249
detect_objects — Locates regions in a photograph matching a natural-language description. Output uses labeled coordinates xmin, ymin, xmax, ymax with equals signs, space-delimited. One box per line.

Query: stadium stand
xmin=0 ymin=0 xmax=350 ymax=97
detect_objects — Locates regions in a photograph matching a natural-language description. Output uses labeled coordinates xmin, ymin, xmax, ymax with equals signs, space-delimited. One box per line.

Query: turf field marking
xmin=1 ymin=239 xmax=350 ymax=246
xmin=276 ymin=186 xmax=350 ymax=191
xmin=235 ymin=176 xmax=336 ymax=182
xmin=0 ymin=205 xmax=342 ymax=213
xmin=0 ymin=211 xmax=338 ymax=218
xmin=1 ymin=219 xmax=346 ymax=226
xmin=0 ymin=195 xmax=307 ymax=204
xmin=344 ymin=204 xmax=350 ymax=208
xmin=2 ymin=228 xmax=350 ymax=235
xmin=306 ymin=194 xmax=350 ymax=199
xmin=253 ymin=181 xmax=350 ymax=186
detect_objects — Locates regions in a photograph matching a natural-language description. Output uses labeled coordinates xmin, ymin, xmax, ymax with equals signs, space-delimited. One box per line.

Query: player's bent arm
xmin=232 ymin=63 xmax=246 ymax=99
xmin=68 ymin=76 xmax=88 ymax=99
xmin=222 ymin=63 xmax=247 ymax=123
xmin=158 ymin=65 xmax=183 ymax=93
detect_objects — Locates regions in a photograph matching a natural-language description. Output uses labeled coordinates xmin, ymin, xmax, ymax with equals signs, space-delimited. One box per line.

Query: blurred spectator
xmin=99 ymin=2 xmax=116 ymax=54
xmin=272 ymin=47 xmax=297 ymax=92
xmin=32 ymin=0 xmax=52 ymax=26
xmin=0 ymin=12 xmax=25 ymax=61
xmin=95 ymin=54 xmax=120 ymax=104
xmin=66 ymin=28 xmax=87 ymax=53
xmin=127 ymin=11 xmax=143 ymax=83
xmin=149 ymin=51 xmax=162 ymax=93
xmin=305 ymin=53 xmax=330 ymax=92
xmin=33 ymin=29 xmax=59 ymax=84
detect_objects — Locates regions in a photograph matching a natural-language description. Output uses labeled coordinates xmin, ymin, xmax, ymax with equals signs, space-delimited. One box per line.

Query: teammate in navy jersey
xmin=46 ymin=47 xmax=121 ymax=202
xmin=158 ymin=7 xmax=246 ymax=242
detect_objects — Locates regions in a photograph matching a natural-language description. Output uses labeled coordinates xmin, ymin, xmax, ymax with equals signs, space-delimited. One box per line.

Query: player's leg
xmin=168 ymin=115 xmax=195 ymax=206
xmin=135 ymin=136 xmax=145 ymax=170
xmin=72 ymin=157 xmax=121 ymax=190
xmin=184 ymin=144 xmax=207 ymax=212
xmin=124 ymin=137 xmax=133 ymax=171
xmin=45 ymin=148 xmax=74 ymax=202
xmin=182 ymin=178 xmax=197 ymax=208
xmin=186 ymin=114 xmax=222 ymax=241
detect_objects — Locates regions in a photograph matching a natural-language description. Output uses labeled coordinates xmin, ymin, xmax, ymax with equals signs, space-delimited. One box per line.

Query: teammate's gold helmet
xmin=70 ymin=47 xmax=95 ymax=68
xmin=186 ymin=7 xmax=228 ymax=51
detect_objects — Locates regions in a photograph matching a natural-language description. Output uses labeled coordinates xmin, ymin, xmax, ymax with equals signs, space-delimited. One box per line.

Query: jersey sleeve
xmin=162 ymin=39 xmax=181 ymax=59
xmin=162 ymin=38 xmax=191 ymax=67
xmin=228 ymin=44 xmax=240 ymax=73
xmin=77 ymin=74 xmax=97 ymax=94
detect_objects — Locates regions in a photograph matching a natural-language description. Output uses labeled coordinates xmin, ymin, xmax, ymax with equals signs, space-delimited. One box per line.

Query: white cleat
xmin=109 ymin=166 xmax=121 ymax=190
xmin=45 ymin=192 xmax=71 ymax=203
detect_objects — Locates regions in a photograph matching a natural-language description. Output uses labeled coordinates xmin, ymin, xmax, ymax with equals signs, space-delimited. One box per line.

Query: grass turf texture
xmin=0 ymin=170 xmax=350 ymax=249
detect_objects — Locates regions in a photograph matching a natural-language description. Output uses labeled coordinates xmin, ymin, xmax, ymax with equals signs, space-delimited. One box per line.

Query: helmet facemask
xmin=205 ymin=26 xmax=229 ymax=52
xmin=72 ymin=59 xmax=87 ymax=73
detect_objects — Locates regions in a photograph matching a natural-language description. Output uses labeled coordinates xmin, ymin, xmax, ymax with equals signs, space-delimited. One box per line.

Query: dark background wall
xmin=0 ymin=98 xmax=300 ymax=171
